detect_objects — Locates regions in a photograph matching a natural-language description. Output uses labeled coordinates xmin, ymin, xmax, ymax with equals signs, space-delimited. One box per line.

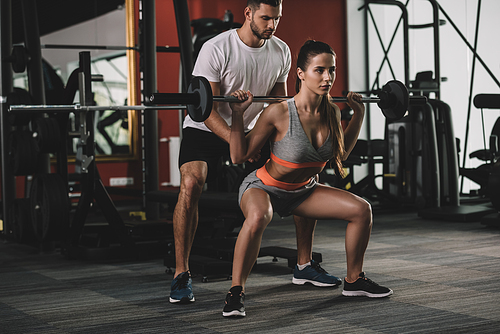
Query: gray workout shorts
xmin=238 ymin=170 xmax=318 ymax=217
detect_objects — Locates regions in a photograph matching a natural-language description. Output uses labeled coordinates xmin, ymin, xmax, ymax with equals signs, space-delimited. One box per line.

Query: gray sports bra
xmin=269 ymin=98 xmax=335 ymax=168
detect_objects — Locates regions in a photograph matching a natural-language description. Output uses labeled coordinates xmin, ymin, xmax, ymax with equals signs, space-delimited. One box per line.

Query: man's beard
xmin=250 ymin=20 xmax=274 ymax=40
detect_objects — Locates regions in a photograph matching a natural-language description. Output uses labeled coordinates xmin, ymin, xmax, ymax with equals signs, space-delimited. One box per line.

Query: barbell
xmin=7 ymin=76 xmax=213 ymax=122
xmin=8 ymin=76 xmax=426 ymax=122
xmin=149 ymin=76 xmax=427 ymax=121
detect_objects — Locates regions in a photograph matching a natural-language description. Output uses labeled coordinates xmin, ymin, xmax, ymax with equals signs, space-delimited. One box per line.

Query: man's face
xmin=249 ymin=3 xmax=282 ymax=40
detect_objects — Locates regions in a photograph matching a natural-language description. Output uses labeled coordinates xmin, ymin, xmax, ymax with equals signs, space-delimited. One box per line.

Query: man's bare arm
xmin=203 ymin=81 xmax=232 ymax=143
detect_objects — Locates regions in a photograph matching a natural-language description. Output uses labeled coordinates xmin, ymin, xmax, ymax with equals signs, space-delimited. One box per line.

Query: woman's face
xmin=299 ymin=53 xmax=336 ymax=96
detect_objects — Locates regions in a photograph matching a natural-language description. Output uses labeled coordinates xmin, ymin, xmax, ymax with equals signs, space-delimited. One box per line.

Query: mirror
xmin=12 ymin=7 xmax=138 ymax=162
xmin=13 ymin=52 xmax=138 ymax=161
xmin=66 ymin=52 xmax=136 ymax=159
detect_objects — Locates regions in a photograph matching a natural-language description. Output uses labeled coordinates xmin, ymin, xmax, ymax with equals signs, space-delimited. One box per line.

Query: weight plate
xmin=30 ymin=174 xmax=70 ymax=242
xmin=8 ymin=130 xmax=39 ymax=176
xmin=379 ymin=80 xmax=409 ymax=120
xmin=34 ymin=117 xmax=61 ymax=153
xmin=10 ymin=198 xmax=37 ymax=243
xmin=10 ymin=45 xmax=28 ymax=73
xmin=187 ymin=76 xmax=212 ymax=122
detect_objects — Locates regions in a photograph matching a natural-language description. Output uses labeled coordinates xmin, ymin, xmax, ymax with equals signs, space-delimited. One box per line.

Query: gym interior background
xmin=1 ymin=0 xmax=500 ymax=332
xmin=18 ymin=0 xmax=500 ymax=194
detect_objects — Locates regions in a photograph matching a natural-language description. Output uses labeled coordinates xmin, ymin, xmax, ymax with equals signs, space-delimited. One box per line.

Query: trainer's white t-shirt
xmin=185 ymin=29 xmax=291 ymax=132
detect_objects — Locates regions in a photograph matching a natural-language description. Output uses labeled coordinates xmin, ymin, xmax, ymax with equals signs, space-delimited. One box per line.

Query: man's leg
xmin=170 ymin=160 xmax=207 ymax=303
xmin=292 ymin=215 xmax=342 ymax=287
xmin=294 ymin=215 xmax=315 ymax=265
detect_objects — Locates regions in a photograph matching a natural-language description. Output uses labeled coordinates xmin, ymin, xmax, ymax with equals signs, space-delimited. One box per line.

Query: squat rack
xmin=0 ymin=0 xmax=195 ymax=240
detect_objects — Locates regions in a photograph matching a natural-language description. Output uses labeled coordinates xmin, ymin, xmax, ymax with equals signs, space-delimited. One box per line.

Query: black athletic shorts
xmin=178 ymin=127 xmax=270 ymax=183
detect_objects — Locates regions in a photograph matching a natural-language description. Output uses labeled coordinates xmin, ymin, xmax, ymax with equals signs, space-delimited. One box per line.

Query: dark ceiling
xmin=11 ymin=0 xmax=125 ymax=44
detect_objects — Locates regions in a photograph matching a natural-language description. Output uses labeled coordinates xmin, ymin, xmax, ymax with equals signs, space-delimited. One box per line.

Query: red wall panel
xmin=73 ymin=0 xmax=348 ymax=192
xmin=1 ymin=0 xmax=347 ymax=203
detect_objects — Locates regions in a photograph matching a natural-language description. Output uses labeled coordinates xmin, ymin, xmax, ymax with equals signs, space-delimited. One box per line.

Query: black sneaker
xmin=342 ymin=272 xmax=393 ymax=298
xmin=222 ymin=286 xmax=246 ymax=317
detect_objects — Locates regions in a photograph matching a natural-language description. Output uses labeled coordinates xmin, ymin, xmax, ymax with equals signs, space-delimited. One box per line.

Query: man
xmin=170 ymin=0 xmax=341 ymax=304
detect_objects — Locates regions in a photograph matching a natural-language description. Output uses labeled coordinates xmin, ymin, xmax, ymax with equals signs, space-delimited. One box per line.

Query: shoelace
xmin=360 ymin=275 xmax=381 ymax=287
xmin=225 ymin=291 xmax=244 ymax=305
xmin=172 ymin=274 xmax=189 ymax=290
xmin=311 ymin=262 xmax=328 ymax=274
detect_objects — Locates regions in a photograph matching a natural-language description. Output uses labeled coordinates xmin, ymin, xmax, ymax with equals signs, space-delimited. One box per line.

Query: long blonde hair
xmin=295 ymin=40 xmax=345 ymax=176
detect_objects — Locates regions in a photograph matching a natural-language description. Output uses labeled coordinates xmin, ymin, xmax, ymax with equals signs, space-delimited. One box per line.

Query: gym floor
xmin=1 ymin=207 xmax=499 ymax=333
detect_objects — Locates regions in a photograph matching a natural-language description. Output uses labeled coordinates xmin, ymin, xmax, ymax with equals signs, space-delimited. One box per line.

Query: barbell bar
xmin=7 ymin=76 xmax=209 ymax=121
xmin=150 ymin=76 xmax=427 ymax=121
xmin=8 ymin=76 xmax=427 ymax=123
xmin=8 ymin=104 xmax=186 ymax=113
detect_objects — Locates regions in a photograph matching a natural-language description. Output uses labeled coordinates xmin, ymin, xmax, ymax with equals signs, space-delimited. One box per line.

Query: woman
xmin=223 ymin=40 xmax=392 ymax=317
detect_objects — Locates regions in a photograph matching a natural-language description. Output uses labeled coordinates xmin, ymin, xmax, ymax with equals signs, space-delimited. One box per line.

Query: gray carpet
xmin=1 ymin=211 xmax=500 ymax=333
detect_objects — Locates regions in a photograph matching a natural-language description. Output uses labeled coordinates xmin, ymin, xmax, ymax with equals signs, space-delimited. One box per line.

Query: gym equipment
xmin=473 ymin=94 xmax=500 ymax=110
xmin=418 ymin=98 xmax=496 ymax=222
xmin=339 ymin=139 xmax=398 ymax=207
xmin=482 ymin=163 xmax=500 ymax=227
xmin=4 ymin=45 xmax=30 ymax=73
xmin=387 ymin=102 xmax=440 ymax=209
xmin=488 ymin=165 xmax=500 ymax=210
xmin=6 ymin=88 xmax=35 ymax=126
xmin=191 ymin=11 xmax=240 ymax=61
xmin=30 ymin=173 xmax=70 ymax=242
xmin=8 ymin=130 xmax=39 ymax=176
xmin=151 ymin=77 xmax=427 ymax=121
xmin=10 ymin=199 xmax=37 ymax=244
xmin=33 ymin=117 xmax=62 ymax=153
xmin=460 ymin=94 xmax=500 ymax=196
xmin=474 ymin=162 xmax=500 ymax=228
xmin=460 ymin=118 xmax=500 ymax=195
xmin=7 ymin=76 xmax=214 ymax=123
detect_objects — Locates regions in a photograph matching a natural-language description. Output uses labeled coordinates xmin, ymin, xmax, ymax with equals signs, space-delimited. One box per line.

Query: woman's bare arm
xmin=342 ymin=91 xmax=365 ymax=159
xmin=229 ymin=90 xmax=283 ymax=164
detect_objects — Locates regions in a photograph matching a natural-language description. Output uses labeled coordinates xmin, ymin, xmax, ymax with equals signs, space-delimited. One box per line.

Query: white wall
xmin=347 ymin=0 xmax=500 ymax=194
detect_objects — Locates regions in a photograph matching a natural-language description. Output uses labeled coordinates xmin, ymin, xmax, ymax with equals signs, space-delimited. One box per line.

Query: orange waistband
xmin=256 ymin=166 xmax=310 ymax=191
xmin=270 ymin=152 xmax=327 ymax=169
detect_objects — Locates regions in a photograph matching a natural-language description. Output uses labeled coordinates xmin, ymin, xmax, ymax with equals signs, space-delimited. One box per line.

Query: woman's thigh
xmin=292 ymin=184 xmax=371 ymax=221
xmin=240 ymin=188 xmax=274 ymax=223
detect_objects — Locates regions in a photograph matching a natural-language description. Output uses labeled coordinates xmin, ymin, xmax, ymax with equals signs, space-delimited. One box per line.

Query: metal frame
xmin=358 ymin=0 xmax=442 ymax=206
xmin=140 ymin=0 xmax=160 ymax=220
xmin=446 ymin=0 xmax=500 ymax=193
xmin=66 ymin=51 xmax=135 ymax=249
xmin=1 ymin=0 xmax=14 ymax=235
xmin=360 ymin=0 xmax=500 ymax=195
xmin=139 ymin=0 xmax=194 ymax=220
xmin=360 ymin=0 xmax=443 ymax=95
xmin=360 ymin=0 xmax=410 ymax=91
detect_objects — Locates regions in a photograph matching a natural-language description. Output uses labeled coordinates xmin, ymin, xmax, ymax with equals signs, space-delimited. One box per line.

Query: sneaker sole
xmin=169 ymin=296 xmax=195 ymax=303
xmin=292 ymin=277 xmax=341 ymax=287
xmin=342 ymin=289 xmax=393 ymax=298
xmin=222 ymin=310 xmax=246 ymax=317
